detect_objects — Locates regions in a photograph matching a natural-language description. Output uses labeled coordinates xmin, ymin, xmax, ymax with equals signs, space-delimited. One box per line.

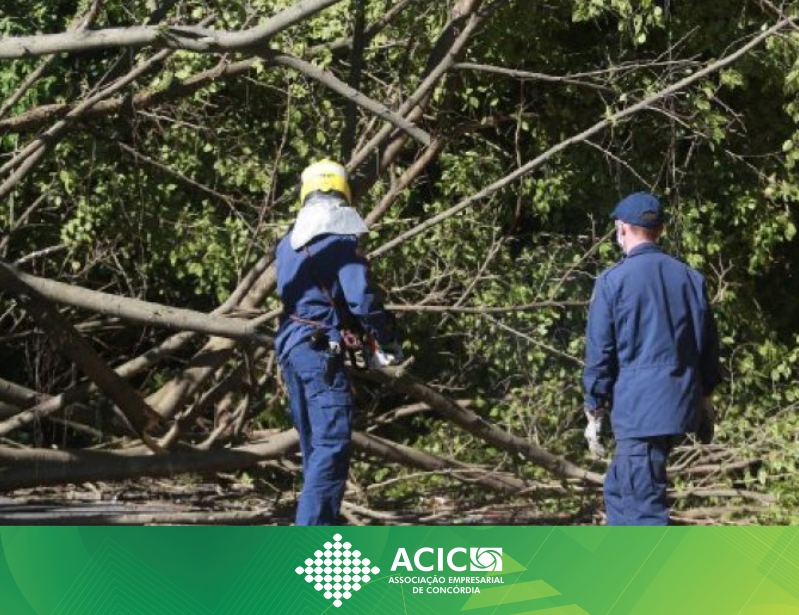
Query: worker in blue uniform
xmin=275 ymin=159 xmax=402 ymax=526
xmin=582 ymin=192 xmax=722 ymax=525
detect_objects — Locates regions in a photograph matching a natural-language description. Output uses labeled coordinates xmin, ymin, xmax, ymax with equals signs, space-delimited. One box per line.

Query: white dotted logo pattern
xmin=294 ymin=533 xmax=381 ymax=608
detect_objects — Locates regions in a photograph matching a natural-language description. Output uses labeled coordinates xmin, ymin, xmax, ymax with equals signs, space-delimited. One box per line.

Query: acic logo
xmin=391 ymin=547 xmax=502 ymax=572
xmin=294 ymin=533 xmax=381 ymax=609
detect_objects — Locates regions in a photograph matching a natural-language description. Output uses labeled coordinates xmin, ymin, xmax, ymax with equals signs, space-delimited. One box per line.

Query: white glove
xmin=367 ymin=341 xmax=404 ymax=368
xmin=584 ymin=407 xmax=606 ymax=458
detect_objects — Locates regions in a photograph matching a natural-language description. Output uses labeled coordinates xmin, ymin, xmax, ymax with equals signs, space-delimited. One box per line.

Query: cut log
xmin=0 ymin=430 xmax=299 ymax=490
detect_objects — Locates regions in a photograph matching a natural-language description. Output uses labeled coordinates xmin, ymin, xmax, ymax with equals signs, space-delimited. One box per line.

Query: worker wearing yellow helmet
xmin=275 ymin=159 xmax=403 ymax=525
xmin=299 ymin=159 xmax=352 ymax=205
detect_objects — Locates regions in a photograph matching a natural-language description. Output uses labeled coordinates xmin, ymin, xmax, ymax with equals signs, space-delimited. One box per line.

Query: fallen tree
xmin=1 ymin=0 xmax=794 ymax=525
xmin=0 ymin=430 xmax=299 ymax=489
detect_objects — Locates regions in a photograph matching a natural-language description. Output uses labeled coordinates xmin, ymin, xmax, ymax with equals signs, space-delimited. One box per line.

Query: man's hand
xmin=584 ymin=407 xmax=606 ymax=458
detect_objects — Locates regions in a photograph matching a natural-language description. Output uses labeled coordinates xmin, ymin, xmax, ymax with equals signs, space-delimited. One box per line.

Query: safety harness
xmin=288 ymin=245 xmax=373 ymax=368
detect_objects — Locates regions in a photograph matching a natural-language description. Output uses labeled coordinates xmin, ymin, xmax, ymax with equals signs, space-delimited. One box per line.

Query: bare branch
xmin=0 ymin=431 xmax=299 ymax=490
xmin=340 ymin=0 xmax=368 ymax=160
xmin=454 ymin=62 xmax=615 ymax=92
xmin=0 ymin=377 xmax=44 ymax=409
xmin=386 ymin=300 xmax=587 ymax=314
xmin=0 ymin=58 xmax=258 ymax=133
xmin=263 ymin=50 xmax=431 ymax=146
xmin=353 ymin=431 xmax=534 ymax=493
xmin=5 ymin=263 xmax=274 ymax=344
xmin=13 ymin=244 xmax=67 ymax=266
xmin=0 ymin=0 xmax=346 ymax=59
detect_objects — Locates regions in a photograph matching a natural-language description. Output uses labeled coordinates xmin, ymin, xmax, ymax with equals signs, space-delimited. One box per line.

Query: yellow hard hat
xmin=300 ymin=159 xmax=352 ymax=205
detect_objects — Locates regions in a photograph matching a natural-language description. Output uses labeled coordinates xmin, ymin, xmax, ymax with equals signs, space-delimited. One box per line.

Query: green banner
xmin=2 ymin=527 xmax=799 ymax=614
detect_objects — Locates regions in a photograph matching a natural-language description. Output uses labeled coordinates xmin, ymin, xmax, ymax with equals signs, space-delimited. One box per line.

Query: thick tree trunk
xmin=0 ymin=430 xmax=299 ymax=490
xmin=0 ymin=0 xmax=345 ymax=58
xmin=9 ymin=264 xmax=273 ymax=344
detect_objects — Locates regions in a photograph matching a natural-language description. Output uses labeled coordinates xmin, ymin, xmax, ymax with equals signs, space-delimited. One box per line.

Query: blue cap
xmin=610 ymin=192 xmax=664 ymax=228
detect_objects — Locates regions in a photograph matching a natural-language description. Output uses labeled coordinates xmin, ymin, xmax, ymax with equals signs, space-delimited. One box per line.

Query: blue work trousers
xmin=604 ymin=436 xmax=673 ymax=526
xmin=280 ymin=341 xmax=353 ymax=526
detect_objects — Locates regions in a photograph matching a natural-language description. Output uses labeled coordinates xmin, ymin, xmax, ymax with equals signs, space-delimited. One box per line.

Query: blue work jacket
xmin=274 ymin=232 xmax=395 ymax=360
xmin=583 ymin=243 xmax=722 ymax=438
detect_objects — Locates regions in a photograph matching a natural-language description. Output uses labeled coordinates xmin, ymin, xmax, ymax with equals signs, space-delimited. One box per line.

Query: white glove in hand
xmin=367 ymin=342 xmax=404 ymax=369
xmin=583 ymin=407 xmax=606 ymax=458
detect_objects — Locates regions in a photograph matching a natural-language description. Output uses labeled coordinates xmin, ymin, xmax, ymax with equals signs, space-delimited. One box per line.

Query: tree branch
xmin=0 ymin=431 xmax=299 ymax=490
xmin=348 ymin=0 xmax=484 ymax=176
xmin=0 ymin=0 xmax=105 ymax=120
xmin=263 ymin=49 xmax=431 ymax=146
xmin=5 ymin=262 xmax=274 ymax=344
xmin=0 ymin=255 xmax=275 ymax=436
xmin=369 ymin=16 xmax=796 ymax=258
xmin=0 ymin=262 xmax=162 ymax=449
xmin=352 ymin=431 xmax=536 ymax=494
xmin=355 ymin=367 xmax=602 ymax=484
xmin=454 ymin=62 xmax=614 ymax=91
xmin=0 ymin=0 xmax=346 ymax=59
xmin=0 ymin=47 xmax=175 ymax=201
xmin=0 ymin=57 xmax=258 ymax=133
xmin=385 ymin=300 xmax=587 ymax=314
